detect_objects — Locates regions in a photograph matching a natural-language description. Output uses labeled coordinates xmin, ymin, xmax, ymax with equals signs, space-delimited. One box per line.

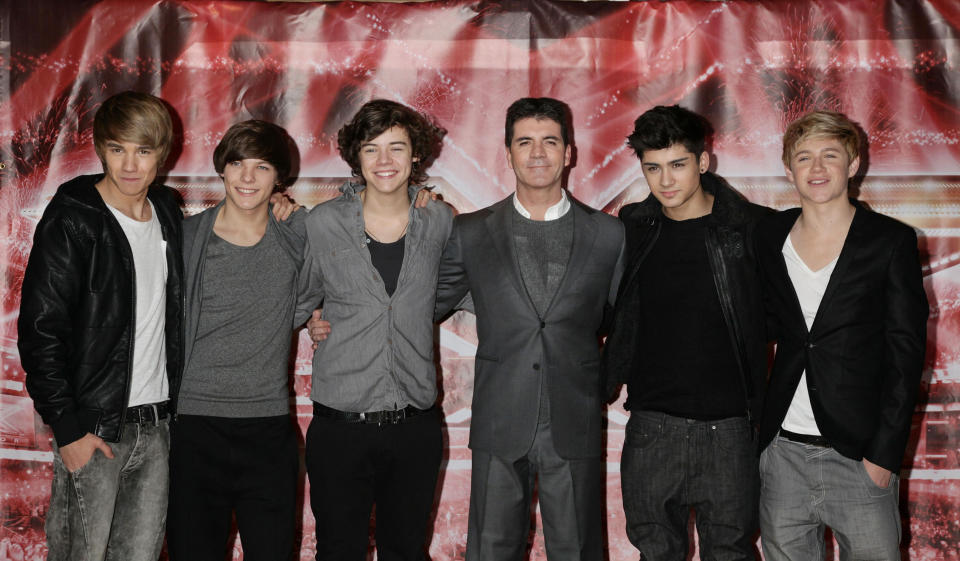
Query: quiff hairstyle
xmin=93 ymin=91 xmax=173 ymax=165
xmin=782 ymin=110 xmax=860 ymax=166
xmin=337 ymin=99 xmax=445 ymax=186
xmin=214 ymin=120 xmax=294 ymax=189
xmin=627 ymin=105 xmax=708 ymax=159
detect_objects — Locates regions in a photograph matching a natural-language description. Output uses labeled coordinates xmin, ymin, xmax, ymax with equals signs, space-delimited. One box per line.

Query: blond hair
xmin=782 ymin=110 xmax=860 ymax=166
xmin=93 ymin=91 xmax=173 ymax=165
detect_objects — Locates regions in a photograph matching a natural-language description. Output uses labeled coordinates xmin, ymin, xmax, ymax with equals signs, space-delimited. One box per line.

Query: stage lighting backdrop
xmin=2 ymin=1 xmax=959 ymax=559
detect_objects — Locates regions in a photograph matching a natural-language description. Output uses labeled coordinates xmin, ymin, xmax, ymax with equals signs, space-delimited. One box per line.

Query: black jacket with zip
xmin=18 ymin=174 xmax=184 ymax=446
xmin=601 ymin=173 xmax=771 ymax=424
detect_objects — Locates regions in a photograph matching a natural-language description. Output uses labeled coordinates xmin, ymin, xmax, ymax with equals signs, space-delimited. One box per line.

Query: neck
xmin=96 ymin=179 xmax=150 ymax=221
xmin=219 ymin=201 xmax=270 ymax=233
xmin=361 ymin=185 xmax=411 ymax=215
xmin=798 ymin=198 xmax=856 ymax=233
xmin=662 ymin=190 xmax=714 ymax=221
xmin=515 ymin=185 xmax=563 ymax=221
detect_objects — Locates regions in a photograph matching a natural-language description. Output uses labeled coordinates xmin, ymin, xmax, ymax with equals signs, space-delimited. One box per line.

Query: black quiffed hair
xmin=627 ymin=105 xmax=708 ymax=160
xmin=214 ymin=120 xmax=295 ymax=188
xmin=337 ymin=99 xmax=445 ymax=186
xmin=504 ymin=97 xmax=571 ymax=147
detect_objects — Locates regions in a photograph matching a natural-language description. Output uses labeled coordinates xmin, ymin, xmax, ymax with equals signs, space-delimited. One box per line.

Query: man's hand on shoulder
xmin=270 ymin=192 xmax=301 ymax=221
xmin=414 ymin=188 xmax=441 ymax=209
xmin=59 ymin=433 xmax=114 ymax=473
xmin=862 ymin=457 xmax=892 ymax=488
xmin=308 ymin=309 xmax=332 ymax=350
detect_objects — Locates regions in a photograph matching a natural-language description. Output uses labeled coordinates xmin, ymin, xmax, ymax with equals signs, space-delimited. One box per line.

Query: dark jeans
xmin=305 ymin=406 xmax=442 ymax=561
xmin=621 ymin=410 xmax=759 ymax=561
xmin=167 ymin=414 xmax=299 ymax=561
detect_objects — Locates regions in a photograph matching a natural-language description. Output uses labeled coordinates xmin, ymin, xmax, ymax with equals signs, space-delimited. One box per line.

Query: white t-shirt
xmin=106 ymin=200 xmax=169 ymax=407
xmin=780 ymin=235 xmax=839 ymax=436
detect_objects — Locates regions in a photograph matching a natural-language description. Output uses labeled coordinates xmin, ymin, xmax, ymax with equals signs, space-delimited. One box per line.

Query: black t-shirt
xmin=625 ymin=214 xmax=745 ymax=420
xmin=367 ymin=235 xmax=405 ymax=296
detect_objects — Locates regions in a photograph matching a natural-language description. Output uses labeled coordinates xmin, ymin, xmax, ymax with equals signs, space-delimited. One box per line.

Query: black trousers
xmin=167 ymin=414 xmax=299 ymax=561
xmin=305 ymin=406 xmax=443 ymax=561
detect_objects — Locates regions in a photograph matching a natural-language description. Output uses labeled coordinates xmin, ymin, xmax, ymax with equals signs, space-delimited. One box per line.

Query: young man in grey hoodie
xmin=166 ymin=120 xmax=307 ymax=561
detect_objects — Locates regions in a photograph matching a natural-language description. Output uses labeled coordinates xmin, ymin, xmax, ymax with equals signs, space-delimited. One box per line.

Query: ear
xmin=563 ymin=144 xmax=572 ymax=167
xmin=784 ymin=164 xmax=796 ymax=186
xmin=847 ymin=155 xmax=860 ymax=178
xmin=505 ymin=146 xmax=515 ymax=171
xmin=698 ymin=151 xmax=709 ymax=174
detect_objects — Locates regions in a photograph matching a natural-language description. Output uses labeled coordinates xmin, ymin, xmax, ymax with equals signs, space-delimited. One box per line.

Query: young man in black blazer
xmin=756 ymin=110 xmax=928 ymax=560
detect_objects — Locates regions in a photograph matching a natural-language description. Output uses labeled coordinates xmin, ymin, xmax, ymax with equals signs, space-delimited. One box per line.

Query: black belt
xmin=313 ymin=402 xmax=433 ymax=425
xmin=125 ymin=401 xmax=169 ymax=426
xmin=780 ymin=428 xmax=831 ymax=448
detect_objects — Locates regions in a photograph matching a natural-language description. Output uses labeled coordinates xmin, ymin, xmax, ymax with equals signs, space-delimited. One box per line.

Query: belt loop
xmin=150 ymin=403 xmax=159 ymax=427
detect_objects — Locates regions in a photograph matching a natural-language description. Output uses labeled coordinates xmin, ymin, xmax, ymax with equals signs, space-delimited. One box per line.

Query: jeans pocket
xmin=624 ymin=419 xmax=659 ymax=450
xmin=713 ymin=422 xmax=752 ymax=455
xmin=856 ymin=459 xmax=896 ymax=496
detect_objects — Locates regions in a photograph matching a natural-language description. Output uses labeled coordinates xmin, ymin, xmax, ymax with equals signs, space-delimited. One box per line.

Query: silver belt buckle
xmin=149 ymin=403 xmax=159 ymax=427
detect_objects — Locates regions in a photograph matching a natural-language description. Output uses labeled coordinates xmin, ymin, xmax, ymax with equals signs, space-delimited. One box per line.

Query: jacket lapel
xmin=544 ymin=202 xmax=596 ymax=316
xmin=769 ymin=209 xmax=810 ymax=334
xmin=484 ymin=197 xmax=531 ymax=309
xmin=810 ymin=205 xmax=863 ymax=333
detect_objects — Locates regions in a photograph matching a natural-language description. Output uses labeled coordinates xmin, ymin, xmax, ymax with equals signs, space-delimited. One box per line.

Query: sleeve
xmin=434 ymin=217 xmax=471 ymax=322
xmin=293 ymin=214 xmax=327 ymax=327
xmin=18 ymin=209 xmax=86 ymax=447
xmin=864 ymin=227 xmax=929 ymax=472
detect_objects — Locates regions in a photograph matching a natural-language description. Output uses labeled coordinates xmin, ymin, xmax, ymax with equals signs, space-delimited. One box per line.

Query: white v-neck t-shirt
xmin=106 ymin=200 xmax=169 ymax=407
xmin=780 ymin=235 xmax=839 ymax=436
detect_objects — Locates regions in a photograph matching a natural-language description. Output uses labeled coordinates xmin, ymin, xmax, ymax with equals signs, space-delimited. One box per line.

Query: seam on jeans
xmin=69 ymin=467 xmax=92 ymax=552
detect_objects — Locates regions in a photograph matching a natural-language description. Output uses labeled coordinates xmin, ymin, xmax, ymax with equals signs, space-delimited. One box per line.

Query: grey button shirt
xmin=296 ymin=183 xmax=453 ymax=412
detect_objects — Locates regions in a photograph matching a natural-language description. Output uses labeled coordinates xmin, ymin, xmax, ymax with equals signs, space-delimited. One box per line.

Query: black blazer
xmin=757 ymin=203 xmax=928 ymax=472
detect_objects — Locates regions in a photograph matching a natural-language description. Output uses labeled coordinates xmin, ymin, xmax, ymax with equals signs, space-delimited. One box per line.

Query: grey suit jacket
xmin=436 ymin=194 xmax=624 ymax=460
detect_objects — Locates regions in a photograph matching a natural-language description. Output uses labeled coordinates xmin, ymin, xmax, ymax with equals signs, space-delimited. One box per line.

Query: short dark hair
xmin=504 ymin=97 xmax=571 ymax=147
xmin=213 ymin=120 xmax=294 ymax=188
xmin=337 ymin=99 xmax=445 ymax=186
xmin=93 ymin=91 xmax=173 ymax=165
xmin=627 ymin=105 xmax=708 ymax=159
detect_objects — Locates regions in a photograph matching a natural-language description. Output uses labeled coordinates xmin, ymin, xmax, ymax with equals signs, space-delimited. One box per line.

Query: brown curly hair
xmin=337 ymin=99 xmax=445 ymax=186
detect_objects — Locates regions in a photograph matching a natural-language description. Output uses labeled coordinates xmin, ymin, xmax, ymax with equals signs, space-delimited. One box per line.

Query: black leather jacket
xmin=18 ymin=174 xmax=184 ymax=446
xmin=601 ymin=173 xmax=771 ymax=422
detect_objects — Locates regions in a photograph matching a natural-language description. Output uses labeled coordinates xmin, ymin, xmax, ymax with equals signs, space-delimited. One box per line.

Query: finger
xmin=97 ymin=441 xmax=115 ymax=459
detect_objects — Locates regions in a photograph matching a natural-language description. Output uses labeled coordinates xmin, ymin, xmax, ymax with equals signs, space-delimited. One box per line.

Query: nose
xmin=121 ymin=151 xmax=137 ymax=171
xmin=240 ymin=162 xmax=255 ymax=182
xmin=660 ymin=168 xmax=675 ymax=187
xmin=530 ymin=141 xmax=546 ymax=158
xmin=376 ymin=148 xmax=391 ymax=164
xmin=810 ymin=155 xmax=825 ymax=171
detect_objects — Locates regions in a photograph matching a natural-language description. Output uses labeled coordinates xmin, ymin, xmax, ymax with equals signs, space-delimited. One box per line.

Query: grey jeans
xmin=759 ymin=435 xmax=901 ymax=561
xmin=47 ymin=419 xmax=170 ymax=561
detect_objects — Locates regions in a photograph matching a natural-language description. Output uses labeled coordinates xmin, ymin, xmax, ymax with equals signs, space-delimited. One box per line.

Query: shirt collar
xmin=512 ymin=189 xmax=570 ymax=221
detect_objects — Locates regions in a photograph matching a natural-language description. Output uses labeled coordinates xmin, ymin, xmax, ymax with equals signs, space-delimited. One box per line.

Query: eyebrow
xmin=644 ymin=156 xmax=690 ymax=166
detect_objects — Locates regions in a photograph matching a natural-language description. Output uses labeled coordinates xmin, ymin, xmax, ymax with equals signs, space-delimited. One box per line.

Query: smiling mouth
xmin=235 ymin=187 xmax=259 ymax=194
xmin=374 ymin=171 xmax=398 ymax=178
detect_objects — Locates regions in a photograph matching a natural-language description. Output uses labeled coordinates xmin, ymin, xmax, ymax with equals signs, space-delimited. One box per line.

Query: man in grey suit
xmin=436 ymin=97 xmax=624 ymax=561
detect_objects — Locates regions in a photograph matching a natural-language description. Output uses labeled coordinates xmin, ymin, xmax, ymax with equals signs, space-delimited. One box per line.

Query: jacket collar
xmin=620 ymin=172 xmax=751 ymax=226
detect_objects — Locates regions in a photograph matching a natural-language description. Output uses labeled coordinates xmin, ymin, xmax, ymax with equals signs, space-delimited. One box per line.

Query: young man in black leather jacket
xmin=602 ymin=105 xmax=771 ymax=561
xmin=18 ymin=91 xmax=184 ymax=561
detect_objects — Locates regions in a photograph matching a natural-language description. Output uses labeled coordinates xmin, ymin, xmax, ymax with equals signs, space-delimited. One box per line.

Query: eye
xmin=672 ymin=162 xmax=685 ymax=168
xmin=257 ymin=164 xmax=272 ymax=171
xmin=362 ymin=147 xmax=377 ymax=154
xmin=228 ymin=160 xmax=242 ymax=167
xmin=138 ymin=148 xmax=153 ymax=155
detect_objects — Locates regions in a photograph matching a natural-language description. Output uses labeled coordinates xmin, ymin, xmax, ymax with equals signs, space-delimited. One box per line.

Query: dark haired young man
xmin=297 ymin=99 xmax=450 ymax=561
xmin=601 ymin=105 xmax=770 ymax=560
xmin=18 ymin=91 xmax=183 ymax=561
xmin=435 ymin=97 xmax=624 ymax=561
xmin=166 ymin=119 xmax=306 ymax=560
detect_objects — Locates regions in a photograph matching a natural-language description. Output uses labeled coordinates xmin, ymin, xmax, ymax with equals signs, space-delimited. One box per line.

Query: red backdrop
xmin=2 ymin=1 xmax=959 ymax=560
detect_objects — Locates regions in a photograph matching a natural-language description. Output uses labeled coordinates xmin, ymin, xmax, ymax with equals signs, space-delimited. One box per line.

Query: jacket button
xmin=807 ymin=342 xmax=815 ymax=349
xmin=533 ymin=363 xmax=540 ymax=370
xmin=539 ymin=321 xmax=545 ymax=329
